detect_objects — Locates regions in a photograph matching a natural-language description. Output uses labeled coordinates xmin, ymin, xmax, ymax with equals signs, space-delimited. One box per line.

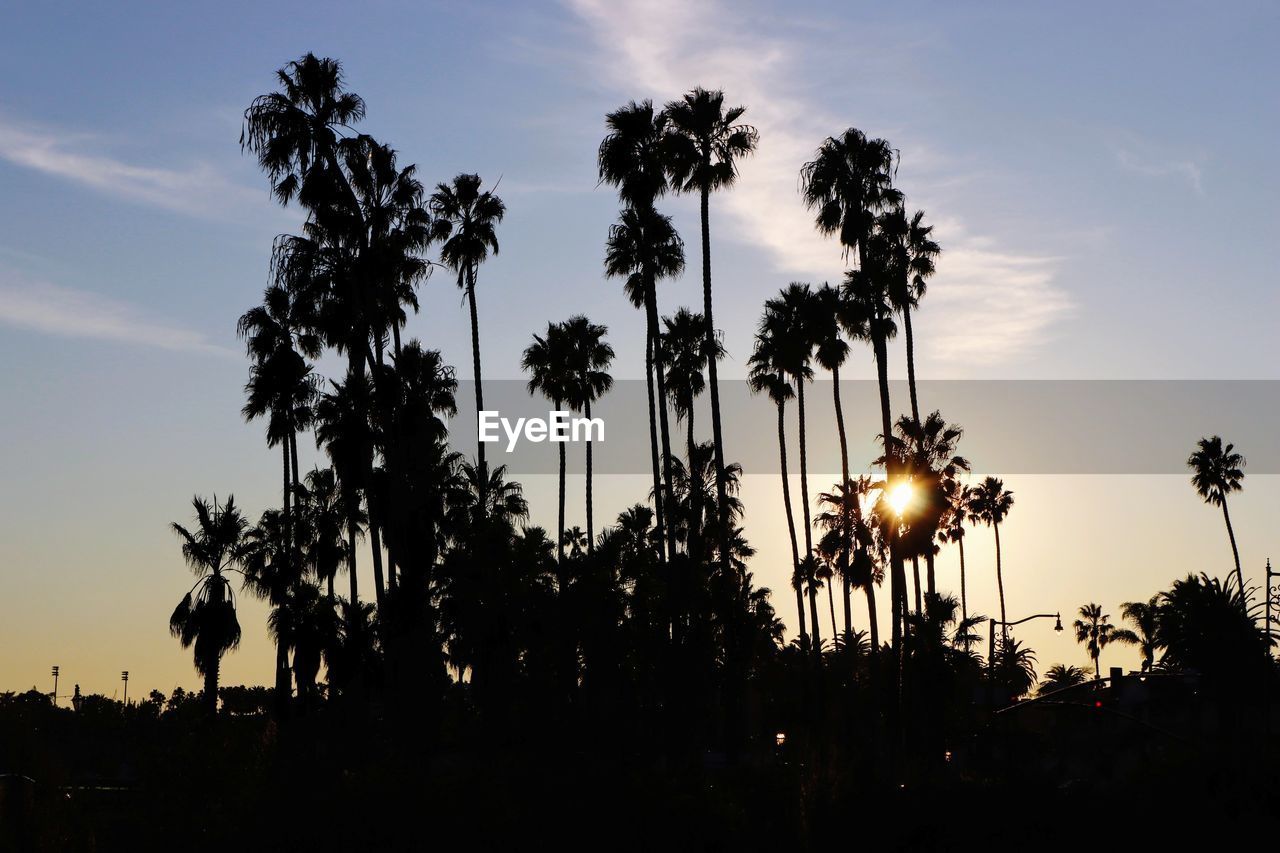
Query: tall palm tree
xmin=598 ymin=99 xmax=675 ymax=562
xmin=939 ymin=480 xmax=976 ymax=628
xmin=894 ymin=411 xmax=968 ymax=601
xmin=241 ymin=508 xmax=302 ymax=715
xmin=747 ymin=348 xmax=806 ymax=650
xmin=297 ymin=466 xmax=347 ymax=603
xmin=241 ymin=53 xmax=366 ymax=207
xmin=604 ymin=204 xmax=684 ymax=562
xmin=1072 ymin=603 xmax=1116 ymax=678
xmin=1187 ymin=436 xmax=1247 ymax=594
xmin=169 ymin=495 xmax=251 ymax=717
xmin=816 ymin=476 xmax=880 ymax=651
xmin=562 ymin=315 xmax=613 ymax=553
xmin=429 ymin=173 xmax=505 ymax=483
xmin=315 ymin=372 xmax=375 ymax=618
xmin=901 ymin=210 xmax=939 ymax=422
xmin=1113 ymin=595 xmax=1161 ymax=671
xmin=663 ymin=87 xmax=759 ymax=578
xmin=969 ymin=476 xmax=1015 ymax=627
xmin=523 ymin=321 xmax=573 ymax=565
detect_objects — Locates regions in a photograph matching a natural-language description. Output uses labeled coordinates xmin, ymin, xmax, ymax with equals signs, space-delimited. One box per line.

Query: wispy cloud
xmin=564 ymin=0 xmax=1071 ymax=367
xmin=0 ymin=269 xmax=235 ymax=356
xmin=0 ymin=114 xmax=277 ymax=222
xmin=1111 ymin=131 xmax=1204 ymax=194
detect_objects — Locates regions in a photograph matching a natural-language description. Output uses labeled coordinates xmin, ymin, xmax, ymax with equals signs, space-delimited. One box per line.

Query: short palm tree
xmin=1039 ymin=664 xmax=1089 ymax=694
xmin=969 ymin=476 xmax=1015 ymax=627
xmin=1112 ymin=595 xmax=1162 ymax=671
xmin=663 ymin=87 xmax=759 ymax=578
xmin=1073 ymin=603 xmax=1116 ymax=678
xmin=169 ymin=496 xmax=251 ymax=717
xmin=1187 ymin=436 xmax=1246 ymax=594
xmin=429 ymin=173 xmax=505 ymax=483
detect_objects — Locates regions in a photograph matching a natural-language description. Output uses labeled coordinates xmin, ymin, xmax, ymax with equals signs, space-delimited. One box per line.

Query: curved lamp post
xmin=987 ymin=611 xmax=1063 ymax=675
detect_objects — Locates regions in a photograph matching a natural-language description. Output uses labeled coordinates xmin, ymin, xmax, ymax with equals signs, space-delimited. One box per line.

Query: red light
xmin=1094 ymin=700 xmax=1103 ymax=708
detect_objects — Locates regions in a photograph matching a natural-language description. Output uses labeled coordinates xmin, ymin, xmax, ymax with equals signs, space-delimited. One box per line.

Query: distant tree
xmin=969 ymin=477 xmax=1015 ymax=627
xmin=1073 ymin=603 xmax=1117 ymax=678
xmin=1112 ymin=595 xmax=1162 ymax=671
xmin=169 ymin=495 xmax=251 ymax=717
xmin=1187 ymin=436 xmax=1246 ymax=594
xmin=1039 ymin=664 xmax=1089 ymax=694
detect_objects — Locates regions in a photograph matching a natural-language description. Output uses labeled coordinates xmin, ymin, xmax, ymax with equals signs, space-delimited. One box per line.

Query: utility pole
xmin=51 ymin=665 xmax=59 ymax=706
xmin=121 ymin=671 xmax=129 ymax=705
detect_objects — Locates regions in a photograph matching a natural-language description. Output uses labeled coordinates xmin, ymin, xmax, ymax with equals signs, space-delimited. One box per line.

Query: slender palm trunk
xmin=777 ymin=400 xmax=807 ymax=648
xmin=466 ymin=266 xmax=486 ymax=499
xmin=555 ymin=397 xmax=566 ymax=565
xmin=369 ymin=514 xmax=386 ymax=608
xmin=912 ymin=556 xmax=922 ymax=614
xmin=685 ymin=400 xmax=699 ymax=556
xmin=994 ymin=521 xmax=1007 ymax=627
xmin=644 ymin=329 xmax=667 ymax=563
xmin=347 ymin=522 xmax=359 ymax=618
xmin=959 ymin=535 xmax=968 ymax=627
xmin=797 ymin=379 xmax=821 ymax=655
xmin=585 ymin=397 xmax=594 ymax=554
xmin=277 ymin=441 xmax=292 ymax=713
xmin=644 ymin=279 xmax=678 ymax=563
xmin=698 ymin=185 xmax=732 ymax=578
xmin=832 ymin=364 xmax=853 ymax=635
xmin=903 ymin=304 xmax=920 ymax=424
xmin=925 ymin=551 xmax=936 ymax=600
xmin=1221 ymin=499 xmax=1244 ymax=594
xmin=872 ymin=326 xmax=905 ymax=651
xmin=204 ymin=655 xmax=219 ymax=718
xmin=827 ymin=582 xmax=838 ymax=640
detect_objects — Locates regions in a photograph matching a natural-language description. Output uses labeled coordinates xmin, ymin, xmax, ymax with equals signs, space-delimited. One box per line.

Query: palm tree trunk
xmin=698 ymin=184 xmax=732 ymax=578
xmin=585 ymin=397 xmax=594 ymax=554
xmin=903 ymin=303 xmax=920 ymax=424
xmin=644 ymin=280 xmax=678 ymax=564
xmin=686 ymin=399 xmax=699 ymax=557
xmin=644 ymin=329 xmax=667 ymax=564
xmin=959 ymin=536 xmax=968 ymax=630
xmin=832 ymin=364 xmax=853 ymax=636
xmin=925 ymin=551 xmax=936 ymax=600
xmin=369 ymin=516 xmax=386 ymax=608
xmin=872 ymin=327 xmax=905 ymax=652
xmin=466 ymin=266 xmax=486 ymax=498
xmin=827 ymin=582 xmax=838 ymax=640
xmin=347 ymin=522 xmax=359 ymax=616
xmin=1221 ymin=499 xmax=1245 ymax=594
xmin=556 ymin=397 xmax=566 ymax=564
xmin=278 ymin=441 xmax=293 ymax=715
xmin=994 ymin=521 xmax=1007 ymax=627
xmin=205 ymin=656 xmax=219 ymax=718
xmin=863 ymin=575 xmax=879 ymax=652
xmin=777 ymin=400 xmax=807 ymax=648
xmin=912 ymin=556 xmax=922 ymax=614
xmin=797 ymin=379 xmax=821 ymax=656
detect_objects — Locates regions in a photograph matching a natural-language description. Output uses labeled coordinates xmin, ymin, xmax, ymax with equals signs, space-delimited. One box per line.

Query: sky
xmin=1 ymin=0 xmax=1277 ymax=698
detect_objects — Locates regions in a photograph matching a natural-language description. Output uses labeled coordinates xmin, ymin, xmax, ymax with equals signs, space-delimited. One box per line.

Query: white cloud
xmin=1112 ymin=131 xmax=1204 ymax=194
xmin=564 ymin=0 xmax=1071 ymax=367
xmin=0 ymin=270 xmax=234 ymax=356
xmin=0 ymin=115 xmax=275 ymax=221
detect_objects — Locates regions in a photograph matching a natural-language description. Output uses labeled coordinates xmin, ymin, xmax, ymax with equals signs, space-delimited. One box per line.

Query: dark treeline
xmin=4 ymin=54 xmax=1279 ymax=850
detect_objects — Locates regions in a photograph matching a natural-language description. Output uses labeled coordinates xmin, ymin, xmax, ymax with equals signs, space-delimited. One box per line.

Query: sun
xmin=888 ymin=481 xmax=914 ymax=516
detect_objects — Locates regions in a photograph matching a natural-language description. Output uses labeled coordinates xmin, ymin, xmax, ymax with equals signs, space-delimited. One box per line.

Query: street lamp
xmin=988 ymin=612 xmax=1063 ymax=675
xmin=51 ymin=666 xmax=59 ymax=706
xmin=121 ymin=671 xmax=129 ymax=705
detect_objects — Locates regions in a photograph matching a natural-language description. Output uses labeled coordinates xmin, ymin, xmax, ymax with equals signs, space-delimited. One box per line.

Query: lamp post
xmin=1265 ymin=559 xmax=1278 ymax=658
xmin=121 ymin=671 xmax=129 ymax=706
xmin=51 ymin=665 xmax=59 ymax=706
xmin=988 ymin=612 xmax=1063 ymax=676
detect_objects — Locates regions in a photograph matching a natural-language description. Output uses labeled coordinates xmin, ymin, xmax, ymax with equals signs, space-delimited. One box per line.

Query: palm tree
xmin=816 ymin=476 xmax=880 ymax=651
xmin=241 ymin=53 xmax=366 ymax=207
xmin=297 ymin=467 xmax=347 ymax=603
xmin=1073 ymin=603 xmax=1116 ymax=678
xmin=939 ymin=480 xmax=976 ymax=628
xmin=663 ymin=87 xmax=759 ymax=578
xmin=522 ymin=321 xmax=573 ymax=564
xmin=598 ymin=99 xmax=676 ymax=563
xmin=881 ymin=208 xmax=939 ymax=423
xmin=1039 ymin=664 xmax=1089 ymax=694
xmin=169 ymin=496 xmax=250 ymax=717
xmin=562 ymin=315 xmax=613 ymax=553
xmin=894 ymin=411 xmax=968 ymax=600
xmin=1112 ymin=595 xmax=1162 ymax=672
xmin=315 ymin=372 xmax=375 ymax=617
xmin=747 ymin=348 xmax=806 ymax=650
xmin=969 ymin=476 xmax=1015 ymax=627
xmin=241 ymin=508 xmax=302 ymax=714
xmin=661 ymin=308 xmax=711 ymax=551
xmin=604 ymin=204 xmax=684 ymax=562
xmin=429 ymin=173 xmax=505 ymax=483
xmin=1187 ymin=436 xmax=1246 ymax=593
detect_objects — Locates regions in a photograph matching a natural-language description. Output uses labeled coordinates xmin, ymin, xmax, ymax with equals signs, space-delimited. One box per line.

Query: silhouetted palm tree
xmin=430 ymin=173 xmax=505 ymax=484
xmin=1073 ymin=603 xmax=1116 ymax=678
xmin=241 ymin=53 xmax=366 ymax=207
xmin=1112 ymin=595 xmax=1161 ymax=671
xmin=1038 ymin=664 xmax=1088 ymax=694
xmin=523 ymin=321 xmax=573 ymax=564
xmin=969 ymin=476 xmax=1014 ymax=627
xmin=604 ymin=204 xmax=684 ymax=562
xmin=816 ymin=477 xmax=880 ymax=650
xmin=599 ymin=100 xmax=676 ymax=562
xmin=315 ymin=373 xmax=375 ymax=617
xmin=1187 ymin=436 xmax=1246 ymax=594
xmin=563 ymin=315 xmax=613 ymax=553
xmin=882 ymin=208 xmax=939 ymax=423
xmin=296 ymin=467 xmax=347 ymax=603
xmin=170 ymin=496 xmax=250 ymax=717
xmin=661 ymin=308 xmax=712 ymax=552
xmin=939 ymin=480 xmax=976 ymax=629
xmin=663 ymin=87 xmax=759 ymax=578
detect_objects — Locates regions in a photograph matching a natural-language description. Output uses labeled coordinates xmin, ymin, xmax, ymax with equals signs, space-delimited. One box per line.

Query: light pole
xmin=121 ymin=671 xmax=129 ymax=705
xmin=51 ymin=665 xmax=59 ymax=706
xmin=1265 ymin=559 xmax=1278 ymax=657
xmin=988 ymin=612 xmax=1063 ymax=676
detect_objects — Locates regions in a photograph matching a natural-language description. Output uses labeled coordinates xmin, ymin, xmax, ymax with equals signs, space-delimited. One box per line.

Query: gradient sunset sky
xmin=2 ymin=0 xmax=1277 ymax=698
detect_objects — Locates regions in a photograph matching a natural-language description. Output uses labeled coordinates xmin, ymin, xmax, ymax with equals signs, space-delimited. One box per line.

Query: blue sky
xmin=1 ymin=1 xmax=1277 ymax=695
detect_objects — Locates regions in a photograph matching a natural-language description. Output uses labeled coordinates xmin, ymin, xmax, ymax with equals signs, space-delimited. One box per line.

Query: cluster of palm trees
xmin=166 ymin=55 xmax=1266 ymax=780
